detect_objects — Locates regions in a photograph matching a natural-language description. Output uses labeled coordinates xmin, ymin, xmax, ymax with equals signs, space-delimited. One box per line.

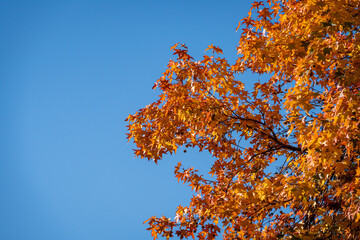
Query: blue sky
xmin=0 ymin=1 xmax=253 ymax=239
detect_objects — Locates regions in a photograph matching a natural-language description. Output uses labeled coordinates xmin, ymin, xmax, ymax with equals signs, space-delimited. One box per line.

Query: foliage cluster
xmin=126 ymin=0 xmax=360 ymax=239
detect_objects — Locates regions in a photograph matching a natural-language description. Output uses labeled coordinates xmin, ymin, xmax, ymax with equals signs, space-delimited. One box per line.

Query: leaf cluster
xmin=126 ymin=0 xmax=360 ymax=239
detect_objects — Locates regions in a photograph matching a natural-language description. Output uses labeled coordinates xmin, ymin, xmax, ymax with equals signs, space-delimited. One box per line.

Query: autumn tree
xmin=126 ymin=0 xmax=360 ymax=239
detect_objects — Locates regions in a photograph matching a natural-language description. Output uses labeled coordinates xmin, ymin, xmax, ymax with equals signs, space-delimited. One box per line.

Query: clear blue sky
xmin=0 ymin=1 xmax=253 ymax=239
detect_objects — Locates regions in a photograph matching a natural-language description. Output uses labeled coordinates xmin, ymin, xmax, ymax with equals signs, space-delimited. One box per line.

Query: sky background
xmin=0 ymin=1 xmax=254 ymax=239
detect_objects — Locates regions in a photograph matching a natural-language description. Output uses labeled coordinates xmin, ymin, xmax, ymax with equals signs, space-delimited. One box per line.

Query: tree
xmin=126 ymin=0 xmax=360 ymax=239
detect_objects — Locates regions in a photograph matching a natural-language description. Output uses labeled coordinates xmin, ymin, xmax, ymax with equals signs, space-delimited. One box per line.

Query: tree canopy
xmin=126 ymin=0 xmax=360 ymax=239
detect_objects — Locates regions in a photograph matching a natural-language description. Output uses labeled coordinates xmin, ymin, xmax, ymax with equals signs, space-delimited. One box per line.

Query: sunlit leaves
xmin=126 ymin=0 xmax=360 ymax=239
